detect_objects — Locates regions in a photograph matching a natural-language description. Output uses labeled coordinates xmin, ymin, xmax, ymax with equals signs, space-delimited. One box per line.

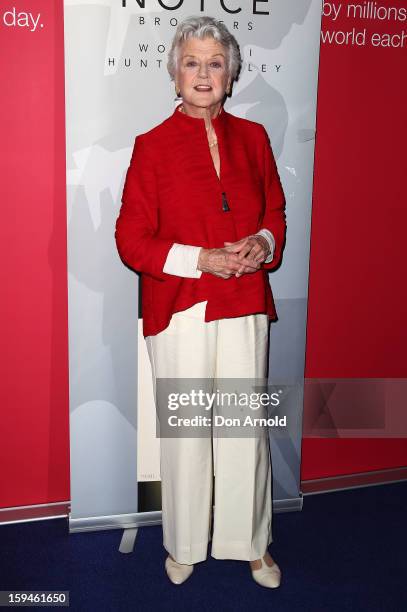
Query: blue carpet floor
xmin=0 ymin=481 xmax=406 ymax=611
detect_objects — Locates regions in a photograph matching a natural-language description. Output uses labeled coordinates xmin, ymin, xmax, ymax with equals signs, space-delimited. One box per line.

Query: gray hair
xmin=167 ymin=16 xmax=241 ymax=82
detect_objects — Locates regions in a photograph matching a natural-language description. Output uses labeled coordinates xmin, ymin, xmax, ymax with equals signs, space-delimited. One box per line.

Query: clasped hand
xmin=197 ymin=235 xmax=270 ymax=279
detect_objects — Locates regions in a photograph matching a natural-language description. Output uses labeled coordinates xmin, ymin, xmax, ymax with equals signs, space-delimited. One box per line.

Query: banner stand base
xmin=69 ymin=497 xmax=303 ymax=534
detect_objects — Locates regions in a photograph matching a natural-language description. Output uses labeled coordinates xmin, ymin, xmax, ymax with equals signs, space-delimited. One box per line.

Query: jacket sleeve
xmin=259 ymin=126 xmax=287 ymax=271
xmin=115 ymin=135 xmax=175 ymax=282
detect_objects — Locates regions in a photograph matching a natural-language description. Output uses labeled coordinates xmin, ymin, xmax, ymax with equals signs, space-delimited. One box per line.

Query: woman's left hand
xmin=224 ymin=235 xmax=270 ymax=278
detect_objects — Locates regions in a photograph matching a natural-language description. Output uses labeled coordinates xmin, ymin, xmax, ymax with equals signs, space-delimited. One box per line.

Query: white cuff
xmin=163 ymin=243 xmax=203 ymax=278
xmin=253 ymin=228 xmax=275 ymax=263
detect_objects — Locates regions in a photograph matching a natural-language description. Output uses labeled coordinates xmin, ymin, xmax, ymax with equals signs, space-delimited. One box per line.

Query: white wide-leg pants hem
xmin=163 ymin=542 xmax=210 ymax=566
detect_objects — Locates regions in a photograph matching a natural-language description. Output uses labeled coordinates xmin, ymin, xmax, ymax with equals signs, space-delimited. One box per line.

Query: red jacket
xmin=115 ymin=104 xmax=286 ymax=337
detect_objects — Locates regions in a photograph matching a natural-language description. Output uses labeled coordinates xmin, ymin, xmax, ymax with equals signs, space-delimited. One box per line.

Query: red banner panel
xmin=302 ymin=1 xmax=407 ymax=480
xmin=0 ymin=1 xmax=69 ymax=507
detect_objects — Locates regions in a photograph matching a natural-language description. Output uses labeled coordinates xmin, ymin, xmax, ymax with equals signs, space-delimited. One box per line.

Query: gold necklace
xmin=206 ymin=128 xmax=218 ymax=148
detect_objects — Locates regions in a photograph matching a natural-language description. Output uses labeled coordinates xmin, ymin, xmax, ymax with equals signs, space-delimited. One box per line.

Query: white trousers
xmin=145 ymin=300 xmax=273 ymax=564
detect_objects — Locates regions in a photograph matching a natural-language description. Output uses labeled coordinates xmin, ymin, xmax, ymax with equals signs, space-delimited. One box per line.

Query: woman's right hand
xmin=197 ymin=239 xmax=261 ymax=279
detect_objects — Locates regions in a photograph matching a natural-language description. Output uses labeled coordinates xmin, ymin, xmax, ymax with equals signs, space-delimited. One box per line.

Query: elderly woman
xmin=115 ymin=16 xmax=286 ymax=588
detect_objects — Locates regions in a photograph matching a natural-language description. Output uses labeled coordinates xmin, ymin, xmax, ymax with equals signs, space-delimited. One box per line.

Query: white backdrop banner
xmin=64 ymin=0 xmax=322 ymax=525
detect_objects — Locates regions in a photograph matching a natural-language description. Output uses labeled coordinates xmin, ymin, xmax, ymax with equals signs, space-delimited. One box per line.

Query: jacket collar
xmin=171 ymin=102 xmax=228 ymax=132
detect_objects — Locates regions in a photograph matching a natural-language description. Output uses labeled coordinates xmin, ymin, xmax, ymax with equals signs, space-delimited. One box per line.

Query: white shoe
xmin=251 ymin=557 xmax=282 ymax=589
xmin=165 ymin=555 xmax=194 ymax=585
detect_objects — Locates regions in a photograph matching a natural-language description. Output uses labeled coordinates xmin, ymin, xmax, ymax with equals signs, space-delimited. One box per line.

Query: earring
xmin=175 ymin=85 xmax=181 ymax=98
